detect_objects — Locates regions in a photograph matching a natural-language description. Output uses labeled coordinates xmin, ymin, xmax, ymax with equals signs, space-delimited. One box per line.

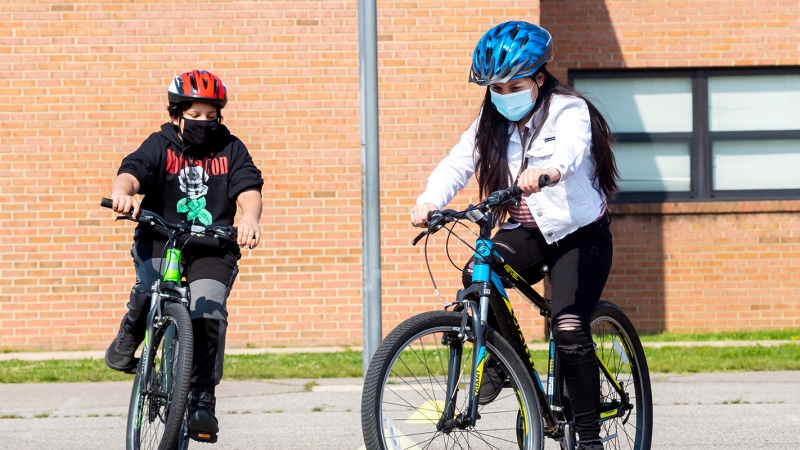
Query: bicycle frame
xmin=439 ymin=209 xmax=630 ymax=439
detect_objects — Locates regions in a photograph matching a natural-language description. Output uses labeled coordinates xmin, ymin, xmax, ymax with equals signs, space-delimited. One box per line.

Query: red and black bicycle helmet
xmin=167 ymin=70 xmax=228 ymax=109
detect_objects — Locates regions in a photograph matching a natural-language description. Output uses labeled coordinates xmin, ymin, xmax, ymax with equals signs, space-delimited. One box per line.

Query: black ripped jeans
xmin=462 ymin=215 xmax=613 ymax=442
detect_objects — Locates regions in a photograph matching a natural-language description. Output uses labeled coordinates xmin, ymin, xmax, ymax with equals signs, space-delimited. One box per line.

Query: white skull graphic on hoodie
xmin=179 ymin=165 xmax=209 ymax=199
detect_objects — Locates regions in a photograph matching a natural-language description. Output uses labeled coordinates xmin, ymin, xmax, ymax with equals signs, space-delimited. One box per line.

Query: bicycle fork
xmin=132 ymin=280 xmax=188 ymax=430
xmin=437 ymin=290 xmax=490 ymax=432
xmin=437 ymin=237 xmax=495 ymax=432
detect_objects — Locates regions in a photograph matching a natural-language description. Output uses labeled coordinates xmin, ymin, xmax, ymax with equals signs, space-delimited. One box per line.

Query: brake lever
xmin=412 ymin=230 xmax=428 ymax=246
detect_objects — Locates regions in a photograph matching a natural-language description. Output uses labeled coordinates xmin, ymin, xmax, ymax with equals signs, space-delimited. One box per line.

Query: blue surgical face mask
xmin=490 ymin=86 xmax=537 ymax=122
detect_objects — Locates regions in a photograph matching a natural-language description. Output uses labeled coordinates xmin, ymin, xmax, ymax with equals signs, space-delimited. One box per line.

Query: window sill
xmin=610 ymin=199 xmax=800 ymax=215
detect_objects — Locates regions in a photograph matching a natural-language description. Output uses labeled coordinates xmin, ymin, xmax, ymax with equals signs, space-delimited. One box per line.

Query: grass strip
xmin=0 ymin=359 xmax=133 ymax=383
xmin=638 ymin=328 xmax=800 ymax=342
xmin=1 ymin=344 xmax=798 ymax=383
xmin=223 ymin=351 xmax=365 ymax=379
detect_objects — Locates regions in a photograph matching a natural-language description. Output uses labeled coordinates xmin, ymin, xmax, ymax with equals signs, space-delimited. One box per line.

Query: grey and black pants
xmin=122 ymin=239 xmax=239 ymax=395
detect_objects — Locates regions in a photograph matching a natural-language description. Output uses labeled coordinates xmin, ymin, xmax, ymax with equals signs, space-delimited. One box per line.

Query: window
xmin=571 ymin=68 xmax=800 ymax=202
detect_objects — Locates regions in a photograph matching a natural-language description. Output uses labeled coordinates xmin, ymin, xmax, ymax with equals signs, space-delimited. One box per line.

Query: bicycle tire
xmin=126 ymin=302 xmax=194 ymax=450
xmin=176 ymin=408 xmax=191 ymax=450
xmin=591 ymin=301 xmax=653 ymax=450
xmin=361 ymin=310 xmax=544 ymax=450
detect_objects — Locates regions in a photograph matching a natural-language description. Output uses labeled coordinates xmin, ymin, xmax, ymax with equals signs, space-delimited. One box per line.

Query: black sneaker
xmin=189 ymin=390 xmax=219 ymax=443
xmin=104 ymin=322 xmax=142 ymax=372
xmin=478 ymin=355 xmax=509 ymax=405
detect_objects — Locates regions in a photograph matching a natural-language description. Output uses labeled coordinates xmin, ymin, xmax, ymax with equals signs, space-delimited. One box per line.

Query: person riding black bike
xmin=410 ymin=21 xmax=619 ymax=450
xmin=105 ymin=69 xmax=264 ymax=443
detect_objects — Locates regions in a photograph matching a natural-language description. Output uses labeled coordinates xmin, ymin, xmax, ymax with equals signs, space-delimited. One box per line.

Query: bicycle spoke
xmin=466 ymin=429 xmax=517 ymax=447
xmin=415 ymin=431 xmax=442 ymax=450
xmin=465 ymin=431 xmax=503 ymax=450
xmin=390 ymin=362 xmax=439 ymax=406
xmin=396 ymin=350 xmax=443 ymax=405
xmin=406 ymin=338 xmax=453 ymax=402
xmin=478 ymin=390 xmax=516 ymax=409
xmin=449 ymin=430 xmax=469 ymax=450
xmin=417 ymin=338 xmax=439 ymax=406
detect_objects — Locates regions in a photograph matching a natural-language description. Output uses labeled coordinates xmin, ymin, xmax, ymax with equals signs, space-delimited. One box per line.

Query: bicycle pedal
xmin=123 ymin=358 xmax=139 ymax=375
xmin=189 ymin=430 xmax=218 ymax=443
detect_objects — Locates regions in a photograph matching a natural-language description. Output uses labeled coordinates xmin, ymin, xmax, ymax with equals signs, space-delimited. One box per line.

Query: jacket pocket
xmin=526 ymin=134 xmax=556 ymax=158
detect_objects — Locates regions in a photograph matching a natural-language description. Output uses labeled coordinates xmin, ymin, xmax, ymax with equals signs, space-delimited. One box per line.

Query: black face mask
xmin=181 ymin=117 xmax=220 ymax=148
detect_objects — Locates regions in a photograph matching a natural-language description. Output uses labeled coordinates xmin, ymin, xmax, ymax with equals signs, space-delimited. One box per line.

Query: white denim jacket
xmin=416 ymin=94 xmax=606 ymax=244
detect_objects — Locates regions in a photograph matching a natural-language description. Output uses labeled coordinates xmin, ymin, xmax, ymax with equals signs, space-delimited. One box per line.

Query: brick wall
xmin=542 ymin=0 xmax=800 ymax=333
xmin=0 ymin=0 xmax=543 ymax=350
xmin=607 ymin=203 xmax=800 ymax=334
xmin=1 ymin=0 xmax=798 ymax=351
xmin=542 ymin=0 xmax=800 ymax=80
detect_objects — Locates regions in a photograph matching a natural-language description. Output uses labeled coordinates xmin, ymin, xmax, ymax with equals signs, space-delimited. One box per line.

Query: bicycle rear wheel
xmin=591 ymin=301 xmax=653 ymax=450
xmin=126 ymin=302 xmax=194 ymax=450
xmin=362 ymin=310 xmax=543 ymax=450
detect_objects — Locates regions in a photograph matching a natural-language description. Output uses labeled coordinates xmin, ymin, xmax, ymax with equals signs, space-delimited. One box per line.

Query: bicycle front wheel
xmin=126 ymin=302 xmax=194 ymax=450
xmin=362 ymin=310 xmax=543 ymax=450
xmin=591 ymin=301 xmax=653 ymax=450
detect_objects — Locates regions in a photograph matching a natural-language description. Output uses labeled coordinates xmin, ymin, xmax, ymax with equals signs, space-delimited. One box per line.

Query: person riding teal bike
xmin=105 ymin=69 xmax=263 ymax=443
xmin=410 ymin=21 xmax=619 ymax=450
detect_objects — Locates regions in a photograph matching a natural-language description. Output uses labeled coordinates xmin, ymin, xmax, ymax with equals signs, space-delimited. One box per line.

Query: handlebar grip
xmin=539 ymin=174 xmax=551 ymax=188
xmin=427 ymin=210 xmax=440 ymax=221
xmin=101 ymin=197 xmax=136 ymax=216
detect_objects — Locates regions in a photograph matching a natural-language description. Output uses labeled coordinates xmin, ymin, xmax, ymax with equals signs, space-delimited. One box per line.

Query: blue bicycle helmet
xmin=469 ymin=21 xmax=553 ymax=86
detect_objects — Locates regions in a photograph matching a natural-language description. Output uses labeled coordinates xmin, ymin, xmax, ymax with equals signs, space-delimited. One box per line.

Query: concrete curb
xmin=0 ymin=340 xmax=797 ymax=361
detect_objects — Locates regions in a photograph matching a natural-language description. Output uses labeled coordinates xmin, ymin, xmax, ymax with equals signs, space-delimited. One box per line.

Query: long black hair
xmin=473 ymin=66 xmax=619 ymax=222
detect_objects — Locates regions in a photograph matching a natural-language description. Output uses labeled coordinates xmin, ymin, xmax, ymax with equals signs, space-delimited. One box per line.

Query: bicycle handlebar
xmin=100 ymin=198 xmax=237 ymax=240
xmin=412 ymin=175 xmax=551 ymax=246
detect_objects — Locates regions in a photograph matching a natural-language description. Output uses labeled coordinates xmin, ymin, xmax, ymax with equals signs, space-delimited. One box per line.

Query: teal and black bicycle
xmin=101 ymin=198 xmax=237 ymax=450
xmin=361 ymin=181 xmax=653 ymax=450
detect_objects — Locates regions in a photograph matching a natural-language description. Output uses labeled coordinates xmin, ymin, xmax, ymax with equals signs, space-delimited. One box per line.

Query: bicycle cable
xmin=424 ymin=209 xmax=485 ymax=305
xmin=444 ymin=211 xmax=467 ymax=272
xmin=444 ymin=215 xmax=480 ymax=272
xmin=422 ymin=230 xmax=446 ymax=305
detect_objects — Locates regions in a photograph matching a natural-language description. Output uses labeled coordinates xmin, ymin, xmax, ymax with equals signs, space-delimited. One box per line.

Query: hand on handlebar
xmin=410 ymin=203 xmax=439 ymax=228
xmin=235 ymin=218 xmax=260 ymax=249
xmin=110 ymin=194 xmax=140 ymax=218
xmin=517 ymin=167 xmax=560 ymax=195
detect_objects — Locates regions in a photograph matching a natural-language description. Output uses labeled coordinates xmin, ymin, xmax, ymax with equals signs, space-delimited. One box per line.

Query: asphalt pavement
xmin=0 ymin=371 xmax=798 ymax=449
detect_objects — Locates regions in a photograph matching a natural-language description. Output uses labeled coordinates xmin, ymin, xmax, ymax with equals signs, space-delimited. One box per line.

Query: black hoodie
xmin=118 ymin=123 xmax=263 ymax=250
